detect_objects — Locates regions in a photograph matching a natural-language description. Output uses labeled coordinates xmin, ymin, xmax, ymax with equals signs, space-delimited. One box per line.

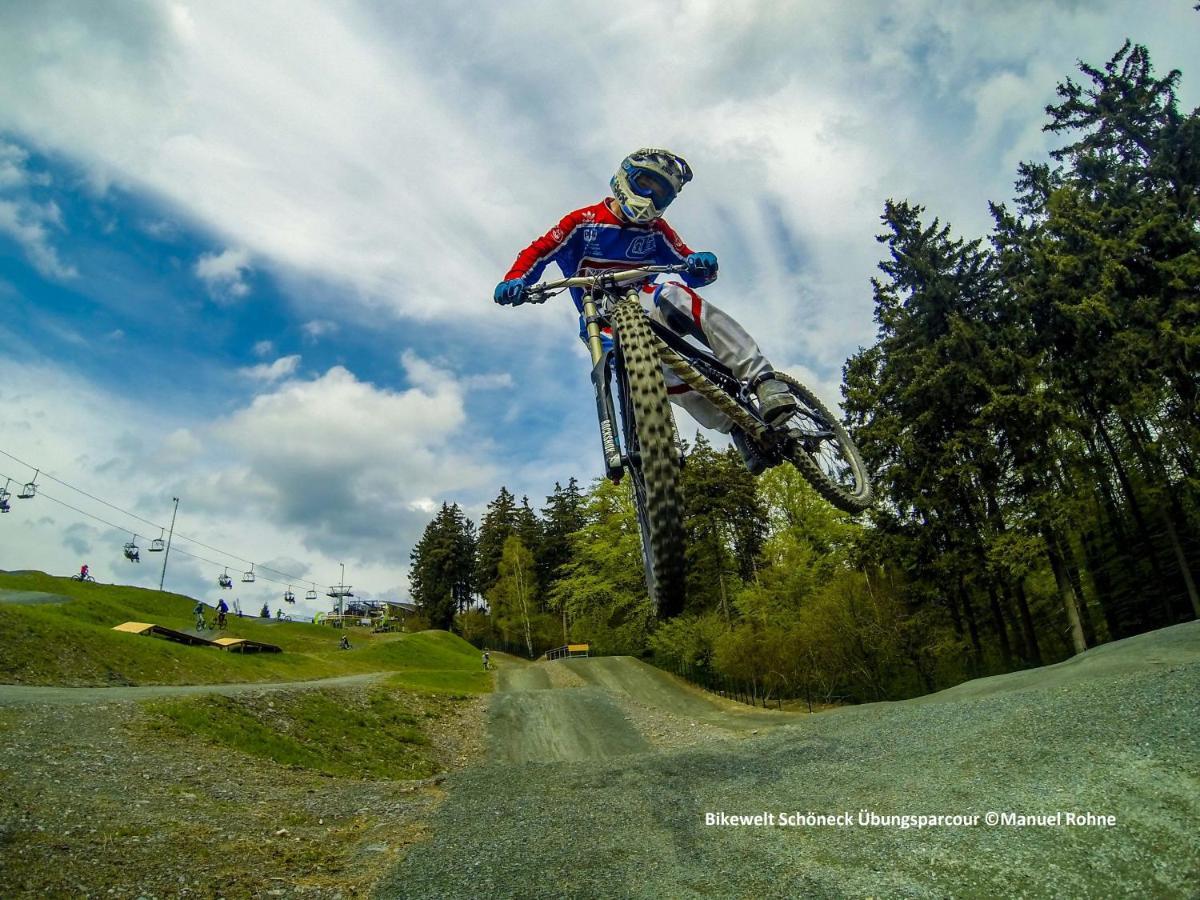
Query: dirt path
xmin=379 ymin=623 xmax=1200 ymax=899
xmin=0 ymin=672 xmax=386 ymax=706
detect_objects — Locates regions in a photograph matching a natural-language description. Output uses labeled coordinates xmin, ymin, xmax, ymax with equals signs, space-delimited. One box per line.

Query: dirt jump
xmin=379 ymin=621 xmax=1200 ymax=898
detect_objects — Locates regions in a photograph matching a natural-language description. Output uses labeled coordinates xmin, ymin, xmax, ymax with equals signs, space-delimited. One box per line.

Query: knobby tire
xmin=613 ymin=298 xmax=686 ymax=618
xmin=773 ymin=373 xmax=873 ymax=513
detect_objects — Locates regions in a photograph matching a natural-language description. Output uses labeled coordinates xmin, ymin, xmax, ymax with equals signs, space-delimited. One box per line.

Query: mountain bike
xmin=525 ymin=264 xmax=871 ymax=617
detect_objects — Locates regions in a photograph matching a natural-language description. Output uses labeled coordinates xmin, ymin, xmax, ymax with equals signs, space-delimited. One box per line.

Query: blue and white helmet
xmin=611 ymin=148 xmax=693 ymax=224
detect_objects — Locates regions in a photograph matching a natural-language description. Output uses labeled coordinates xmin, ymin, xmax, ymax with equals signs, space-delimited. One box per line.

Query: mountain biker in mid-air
xmin=494 ymin=147 xmax=798 ymax=474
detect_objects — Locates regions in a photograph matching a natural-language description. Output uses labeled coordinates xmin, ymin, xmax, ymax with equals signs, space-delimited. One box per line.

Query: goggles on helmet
xmin=623 ymin=161 xmax=679 ymax=211
xmin=611 ymin=148 xmax=693 ymax=223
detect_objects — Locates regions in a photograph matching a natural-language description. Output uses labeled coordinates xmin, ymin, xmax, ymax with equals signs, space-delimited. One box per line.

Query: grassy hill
xmin=0 ymin=570 xmax=486 ymax=692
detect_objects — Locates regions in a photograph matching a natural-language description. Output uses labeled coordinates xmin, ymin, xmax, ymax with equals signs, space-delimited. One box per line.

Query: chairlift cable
xmin=0 ymin=468 xmax=322 ymax=592
xmin=0 ymin=451 xmax=322 ymax=587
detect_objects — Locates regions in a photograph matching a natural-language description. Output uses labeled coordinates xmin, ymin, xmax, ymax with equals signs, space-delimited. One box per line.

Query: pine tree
xmin=538 ymin=478 xmax=587 ymax=592
xmin=409 ymin=502 xmax=477 ymax=629
xmin=475 ymin=487 xmax=518 ymax=596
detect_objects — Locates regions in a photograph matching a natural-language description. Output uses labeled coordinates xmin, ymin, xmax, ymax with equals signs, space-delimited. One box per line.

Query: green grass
xmin=0 ymin=570 xmax=486 ymax=689
xmin=384 ymin=667 xmax=492 ymax=694
xmin=145 ymin=686 xmax=443 ymax=779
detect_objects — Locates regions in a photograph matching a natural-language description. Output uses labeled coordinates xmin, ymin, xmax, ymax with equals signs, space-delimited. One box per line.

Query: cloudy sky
xmin=0 ymin=0 xmax=1195 ymax=614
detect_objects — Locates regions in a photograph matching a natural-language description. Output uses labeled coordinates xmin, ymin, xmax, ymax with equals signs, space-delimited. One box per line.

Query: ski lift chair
xmin=242 ymin=564 xmax=256 ymax=583
xmin=149 ymin=529 xmax=165 ymax=552
xmin=305 ymin=586 xmax=318 ymax=602
xmin=0 ymin=478 xmax=12 ymax=506
xmin=218 ymin=568 xmax=233 ymax=589
xmin=123 ymin=537 xmax=141 ymax=563
xmin=18 ymin=469 xmax=38 ymax=500
xmin=284 ymin=587 xmax=295 ymax=604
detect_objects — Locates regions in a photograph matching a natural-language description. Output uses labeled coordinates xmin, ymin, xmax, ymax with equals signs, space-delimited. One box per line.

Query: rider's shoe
xmin=731 ymin=426 xmax=770 ymax=476
xmin=754 ymin=376 xmax=798 ymax=424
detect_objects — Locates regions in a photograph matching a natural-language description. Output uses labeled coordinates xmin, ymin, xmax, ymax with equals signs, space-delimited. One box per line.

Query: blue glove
xmin=494 ymin=278 xmax=527 ymax=306
xmin=685 ymin=251 xmax=718 ymax=286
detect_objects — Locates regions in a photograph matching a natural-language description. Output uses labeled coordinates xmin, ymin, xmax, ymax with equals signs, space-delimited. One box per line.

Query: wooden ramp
xmin=211 ymin=637 xmax=282 ymax=654
xmin=111 ymin=623 xmax=281 ymax=653
xmin=111 ymin=622 xmax=214 ymax=647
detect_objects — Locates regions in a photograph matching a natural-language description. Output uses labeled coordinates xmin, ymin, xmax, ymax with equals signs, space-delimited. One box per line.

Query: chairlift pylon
xmin=122 ymin=534 xmax=141 ymax=563
xmin=17 ymin=469 xmax=39 ymax=500
xmin=149 ymin=528 xmax=165 ymax=552
xmin=218 ymin=567 xmax=233 ymax=589
xmin=242 ymin=564 xmax=256 ymax=584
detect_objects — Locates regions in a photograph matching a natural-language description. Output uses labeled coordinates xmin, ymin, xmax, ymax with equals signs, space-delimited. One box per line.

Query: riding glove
xmin=494 ymin=278 xmax=527 ymax=306
xmin=684 ymin=252 xmax=719 ymax=286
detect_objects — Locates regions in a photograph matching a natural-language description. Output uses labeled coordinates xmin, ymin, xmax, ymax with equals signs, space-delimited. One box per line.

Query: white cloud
xmin=464 ymin=372 xmax=515 ymax=391
xmin=0 ymin=140 xmax=77 ymax=280
xmin=301 ymin=319 xmax=338 ymax=341
xmin=239 ymin=354 xmax=301 ymax=383
xmin=194 ymin=247 xmax=251 ymax=302
xmin=252 ymin=339 xmax=275 ymax=357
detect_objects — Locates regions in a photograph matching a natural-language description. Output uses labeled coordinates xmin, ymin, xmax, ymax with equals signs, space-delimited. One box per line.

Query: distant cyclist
xmin=193 ymin=601 xmax=207 ymax=630
xmin=482 ymin=649 xmax=491 ymax=671
xmin=215 ymin=597 xmax=229 ymax=630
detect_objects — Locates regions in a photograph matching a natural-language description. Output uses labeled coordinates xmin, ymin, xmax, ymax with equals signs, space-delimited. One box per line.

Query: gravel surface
xmin=379 ymin=623 xmax=1200 ymax=899
xmin=0 ymin=673 xmax=386 ymax=707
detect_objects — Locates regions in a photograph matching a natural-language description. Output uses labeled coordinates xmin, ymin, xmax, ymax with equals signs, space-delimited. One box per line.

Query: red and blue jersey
xmin=504 ymin=199 xmax=708 ymax=317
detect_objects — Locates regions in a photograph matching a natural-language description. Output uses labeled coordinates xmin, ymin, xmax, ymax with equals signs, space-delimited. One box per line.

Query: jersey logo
xmin=627 ymin=235 xmax=656 ymax=258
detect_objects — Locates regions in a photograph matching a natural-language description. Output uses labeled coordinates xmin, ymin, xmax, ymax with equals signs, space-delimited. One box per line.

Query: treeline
xmin=844 ymin=40 xmax=1199 ymax=665
xmin=408 ymin=42 xmax=1198 ymax=705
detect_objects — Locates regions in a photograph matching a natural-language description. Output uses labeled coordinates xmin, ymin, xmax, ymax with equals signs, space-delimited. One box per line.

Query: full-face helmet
xmin=610 ymin=148 xmax=693 ymax=223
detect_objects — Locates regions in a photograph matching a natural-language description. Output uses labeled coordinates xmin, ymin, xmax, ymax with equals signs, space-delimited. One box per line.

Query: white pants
xmin=646 ymin=281 xmax=773 ymax=433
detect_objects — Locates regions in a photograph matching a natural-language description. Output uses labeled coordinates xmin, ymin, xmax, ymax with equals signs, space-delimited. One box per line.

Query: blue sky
xmin=1 ymin=0 xmax=1196 ymax=613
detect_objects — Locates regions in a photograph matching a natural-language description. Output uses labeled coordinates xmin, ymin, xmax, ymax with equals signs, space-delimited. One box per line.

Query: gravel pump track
xmin=612 ymin=297 xmax=686 ymax=617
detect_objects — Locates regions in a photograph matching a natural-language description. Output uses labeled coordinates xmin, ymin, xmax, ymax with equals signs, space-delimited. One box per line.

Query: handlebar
xmin=524 ymin=264 xmax=688 ymax=303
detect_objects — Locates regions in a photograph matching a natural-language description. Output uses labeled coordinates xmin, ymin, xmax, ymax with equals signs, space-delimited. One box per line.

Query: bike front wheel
xmin=613 ymin=298 xmax=686 ymax=617
xmin=773 ymin=373 xmax=873 ymax=513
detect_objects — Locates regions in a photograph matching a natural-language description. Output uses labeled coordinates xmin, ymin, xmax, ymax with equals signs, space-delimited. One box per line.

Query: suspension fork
xmin=585 ymin=289 xmax=636 ymax=481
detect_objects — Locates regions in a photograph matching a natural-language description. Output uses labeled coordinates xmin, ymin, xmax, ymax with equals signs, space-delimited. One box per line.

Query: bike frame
xmin=527 ymin=266 xmax=772 ymax=480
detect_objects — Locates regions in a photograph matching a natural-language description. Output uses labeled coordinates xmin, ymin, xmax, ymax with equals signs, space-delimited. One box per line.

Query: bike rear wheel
xmin=613 ymin=298 xmax=686 ymax=617
xmin=774 ymin=373 xmax=873 ymax=513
